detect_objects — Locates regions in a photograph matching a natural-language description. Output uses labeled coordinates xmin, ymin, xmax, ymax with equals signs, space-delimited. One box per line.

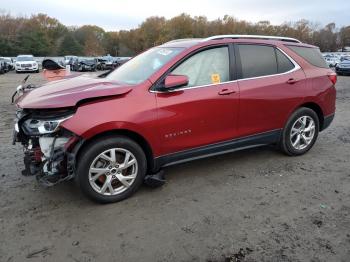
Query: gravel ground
xmin=0 ymin=71 xmax=349 ymax=262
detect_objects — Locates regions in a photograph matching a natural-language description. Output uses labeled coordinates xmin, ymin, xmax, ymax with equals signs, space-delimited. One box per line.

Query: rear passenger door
xmin=235 ymin=44 xmax=306 ymax=137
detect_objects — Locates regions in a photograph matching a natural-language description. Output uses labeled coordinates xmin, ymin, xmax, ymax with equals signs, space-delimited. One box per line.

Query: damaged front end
xmin=13 ymin=108 xmax=82 ymax=186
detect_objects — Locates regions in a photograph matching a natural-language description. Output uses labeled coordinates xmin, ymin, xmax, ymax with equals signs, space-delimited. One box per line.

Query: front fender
xmin=60 ymin=91 xmax=160 ymax=156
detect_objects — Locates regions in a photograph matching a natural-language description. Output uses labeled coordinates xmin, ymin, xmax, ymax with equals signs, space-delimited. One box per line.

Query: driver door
xmin=155 ymin=46 xmax=239 ymax=156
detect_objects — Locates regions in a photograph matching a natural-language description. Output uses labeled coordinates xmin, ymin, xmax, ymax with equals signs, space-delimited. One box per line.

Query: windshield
xmin=106 ymin=47 xmax=184 ymax=85
xmin=17 ymin=56 xmax=35 ymax=62
xmin=17 ymin=56 xmax=34 ymax=62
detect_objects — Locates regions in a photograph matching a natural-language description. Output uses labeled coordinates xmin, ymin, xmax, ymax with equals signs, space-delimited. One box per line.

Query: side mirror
xmin=164 ymin=74 xmax=189 ymax=89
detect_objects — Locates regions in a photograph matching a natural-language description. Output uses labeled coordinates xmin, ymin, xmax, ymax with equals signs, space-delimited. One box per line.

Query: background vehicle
xmin=0 ymin=58 xmax=5 ymax=74
xmin=96 ymin=55 xmax=130 ymax=70
xmin=3 ymin=57 xmax=14 ymax=70
xmin=99 ymin=55 xmax=114 ymax=70
xmin=64 ymin=56 xmax=78 ymax=69
xmin=340 ymin=56 xmax=350 ymax=62
xmin=115 ymin=57 xmax=131 ymax=66
xmin=325 ymin=57 xmax=340 ymax=67
xmin=71 ymin=57 xmax=97 ymax=71
xmin=336 ymin=60 xmax=350 ymax=75
xmin=15 ymin=55 xmax=39 ymax=73
xmin=14 ymin=35 xmax=336 ymax=203
xmin=0 ymin=57 xmax=11 ymax=73
xmin=64 ymin=55 xmax=78 ymax=66
xmin=96 ymin=57 xmax=107 ymax=70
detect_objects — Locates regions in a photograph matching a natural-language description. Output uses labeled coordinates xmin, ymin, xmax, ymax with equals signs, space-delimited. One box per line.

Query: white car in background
xmin=15 ymin=55 xmax=39 ymax=73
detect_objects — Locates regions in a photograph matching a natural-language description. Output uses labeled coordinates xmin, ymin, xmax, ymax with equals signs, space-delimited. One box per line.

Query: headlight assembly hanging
xmin=22 ymin=115 xmax=73 ymax=135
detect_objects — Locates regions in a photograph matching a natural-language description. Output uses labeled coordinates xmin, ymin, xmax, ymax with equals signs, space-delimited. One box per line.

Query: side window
xmin=171 ymin=47 xmax=229 ymax=87
xmin=238 ymin=44 xmax=277 ymax=78
xmin=276 ymin=49 xmax=295 ymax=73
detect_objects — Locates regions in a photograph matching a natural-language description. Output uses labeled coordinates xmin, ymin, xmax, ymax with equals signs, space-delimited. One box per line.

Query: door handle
xmin=218 ymin=89 xmax=236 ymax=95
xmin=286 ymin=78 xmax=298 ymax=84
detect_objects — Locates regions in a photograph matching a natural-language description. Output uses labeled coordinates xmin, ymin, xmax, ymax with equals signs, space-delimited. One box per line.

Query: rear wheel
xmin=76 ymin=136 xmax=147 ymax=203
xmin=280 ymin=107 xmax=319 ymax=156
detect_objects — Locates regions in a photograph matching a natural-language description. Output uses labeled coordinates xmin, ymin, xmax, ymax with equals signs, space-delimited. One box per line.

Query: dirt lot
xmin=0 ymin=71 xmax=349 ymax=262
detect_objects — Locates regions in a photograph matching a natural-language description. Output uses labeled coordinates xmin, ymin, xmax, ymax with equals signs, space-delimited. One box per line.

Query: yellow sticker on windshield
xmin=211 ymin=74 xmax=221 ymax=84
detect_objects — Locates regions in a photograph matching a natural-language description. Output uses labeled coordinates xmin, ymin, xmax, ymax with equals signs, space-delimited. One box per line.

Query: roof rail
xmin=202 ymin=35 xmax=301 ymax=43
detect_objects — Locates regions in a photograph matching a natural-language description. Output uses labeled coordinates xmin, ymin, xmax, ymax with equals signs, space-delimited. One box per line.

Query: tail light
xmin=328 ymin=72 xmax=337 ymax=85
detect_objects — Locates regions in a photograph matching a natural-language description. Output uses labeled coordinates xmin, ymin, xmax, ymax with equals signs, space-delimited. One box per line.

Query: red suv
xmin=14 ymin=35 xmax=336 ymax=203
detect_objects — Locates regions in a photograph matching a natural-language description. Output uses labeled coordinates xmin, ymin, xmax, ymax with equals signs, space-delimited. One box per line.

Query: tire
xmin=280 ymin=107 xmax=319 ymax=156
xmin=36 ymin=69 xmax=39 ymax=73
xmin=76 ymin=136 xmax=147 ymax=203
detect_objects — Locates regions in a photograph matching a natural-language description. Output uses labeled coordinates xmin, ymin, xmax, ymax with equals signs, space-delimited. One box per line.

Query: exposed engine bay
xmin=13 ymin=107 xmax=82 ymax=186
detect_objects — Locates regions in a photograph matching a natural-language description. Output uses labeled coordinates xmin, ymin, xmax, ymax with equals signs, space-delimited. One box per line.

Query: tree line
xmin=0 ymin=12 xmax=350 ymax=57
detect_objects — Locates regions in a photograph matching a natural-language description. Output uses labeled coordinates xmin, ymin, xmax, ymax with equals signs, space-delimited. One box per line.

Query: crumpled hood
xmin=17 ymin=75 xmax=132 ymax=109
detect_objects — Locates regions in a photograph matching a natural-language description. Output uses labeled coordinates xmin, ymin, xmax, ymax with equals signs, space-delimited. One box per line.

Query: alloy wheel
xmin=290 ymin=116 xmax=316 ymax=150
xmin=88 ymin=148 xmax=138 ymax=196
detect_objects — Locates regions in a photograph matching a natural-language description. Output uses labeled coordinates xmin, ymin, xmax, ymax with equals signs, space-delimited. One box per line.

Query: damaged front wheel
xmin=76 ymin=136 xmax=147 ymax=203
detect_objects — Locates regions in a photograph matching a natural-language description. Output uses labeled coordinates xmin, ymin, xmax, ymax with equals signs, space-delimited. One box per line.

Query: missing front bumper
xmin=16 ymin=130 xmax=82 ymax=187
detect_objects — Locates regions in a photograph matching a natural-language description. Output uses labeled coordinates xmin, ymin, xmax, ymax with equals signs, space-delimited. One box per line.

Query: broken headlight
xmin=22 ymin=115 xmax=73 ymax=135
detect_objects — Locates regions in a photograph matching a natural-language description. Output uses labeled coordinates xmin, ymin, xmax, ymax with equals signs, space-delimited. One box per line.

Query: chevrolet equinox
xmin=13 ymin=35 xmax=336 ymax=203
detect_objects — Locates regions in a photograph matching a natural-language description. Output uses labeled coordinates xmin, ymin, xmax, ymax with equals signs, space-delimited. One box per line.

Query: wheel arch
xmin=293 ymin=102 xmax=325 ymax=130
xmin=75 ymin=129 xmax=156 ymax=174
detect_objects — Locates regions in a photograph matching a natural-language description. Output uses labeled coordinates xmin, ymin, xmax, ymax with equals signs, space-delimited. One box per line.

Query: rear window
xmin=287 ymin=45 xmax=328 ymax=68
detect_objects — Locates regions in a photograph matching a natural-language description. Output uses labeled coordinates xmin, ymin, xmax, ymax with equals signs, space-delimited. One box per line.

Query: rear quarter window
xmin=276 ymin=49 xmax=295 ymax=73
xmin=287 ymin=45 xmax=328 ymax=68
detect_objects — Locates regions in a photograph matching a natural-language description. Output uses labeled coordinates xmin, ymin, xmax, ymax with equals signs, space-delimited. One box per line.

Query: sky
xmin=1 ymin=0 xmax=349 ymax=31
